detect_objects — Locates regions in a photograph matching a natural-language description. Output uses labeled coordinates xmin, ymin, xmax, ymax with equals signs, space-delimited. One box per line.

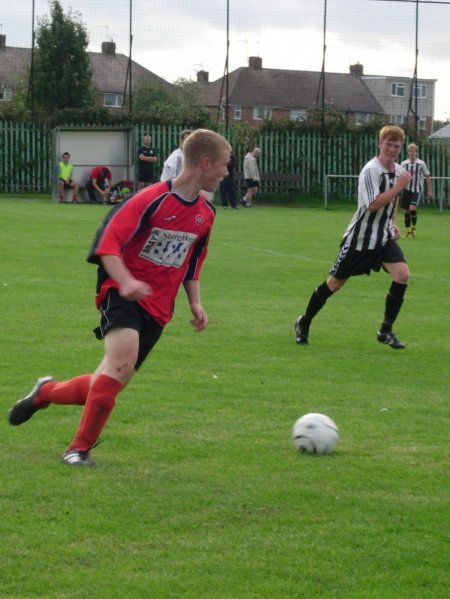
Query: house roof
xmin=0 ymin=41 xmax=170 ymax=94
xmin=0 ymin=46 xmax=31 ymax=88
xmin=429 ymin=123 xmax=450 ymax=138
xmin=362 ymin=74 xmax=437 ymax=84
xmin=89 ymin=49 xmax=170 ymax=94
xmin=201 ymin=64 xmax=384 ymax=114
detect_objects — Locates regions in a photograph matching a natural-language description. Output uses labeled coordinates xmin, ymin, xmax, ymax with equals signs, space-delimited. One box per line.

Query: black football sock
xmin=302 ymin=281 xmax=333 ymax=326
xmin=411 ymin=210 xmax=417 ymax=228
xmin=380 ymin=281 xmax=407 ymax=332
xmin=404 ymin=211 xmax=411 ymax=229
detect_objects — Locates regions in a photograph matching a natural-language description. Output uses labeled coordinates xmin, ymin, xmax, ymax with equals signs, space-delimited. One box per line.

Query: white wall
xmin=52 ymin=127 xmax=135 ymax=201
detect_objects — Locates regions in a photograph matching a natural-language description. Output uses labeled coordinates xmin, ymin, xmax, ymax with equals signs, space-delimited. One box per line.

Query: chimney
xmin=101 ymin=41 xmax=116 ymax=57
xmin=197 ymin=70 xmax=209 ymax=83
xmin=0 ymin=34 xmax=6 ymax=51
xmin=350 ymin=63 xmax=363 ymax=77
xmin=248 ymin=56 xmax=262 ymax=71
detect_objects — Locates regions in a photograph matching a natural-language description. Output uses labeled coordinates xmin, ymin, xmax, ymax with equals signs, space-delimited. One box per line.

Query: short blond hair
xmin=183 ymin=129 xmax=231 ymax=167
xmin=379 ymin=125 xmax=405 ymax=144
xmin=179 ymin=129 xmax=192 ymax=144
xmin=407 ymin=143 xmax=418 ymax=151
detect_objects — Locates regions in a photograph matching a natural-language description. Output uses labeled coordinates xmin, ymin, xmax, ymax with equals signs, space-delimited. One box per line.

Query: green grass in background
xmin=1 ymin=196 xmax=448 ymax=598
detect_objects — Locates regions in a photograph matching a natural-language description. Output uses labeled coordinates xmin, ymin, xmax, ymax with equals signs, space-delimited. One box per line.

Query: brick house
xmin=350 ymin=63 xmax=436 ymax=136
xmin=199 ymin=56 xmax=384 ymax=126
xmin=199 ymin=56 xmax=436 ymax=134
xmin=89 ymin=41 xmax=171 ymax=108
xmin=0 ymin=34 xmax=170 ymax=108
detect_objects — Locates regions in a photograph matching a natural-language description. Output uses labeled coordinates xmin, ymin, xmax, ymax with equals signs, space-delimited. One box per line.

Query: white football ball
xmin=292 ymin=413 xmax=339 ymax=454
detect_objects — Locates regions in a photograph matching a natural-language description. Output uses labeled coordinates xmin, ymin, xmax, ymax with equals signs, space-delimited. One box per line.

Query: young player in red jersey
xmin=8 ymin=129 xmax=231 ymax=466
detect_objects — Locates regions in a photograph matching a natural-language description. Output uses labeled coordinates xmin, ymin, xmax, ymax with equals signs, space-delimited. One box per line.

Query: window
xmin=418 ymin=116 xmax=426 ymax=131
xmin=0 ymin=87 xmax=13 ymax=101
xmin=253 ymin=106 xmax=272 ymax=120
xmin=413 ymin=84 xmax=427 ymax=99
xmin=391 ymin=83 xmax=405 ymax=97
xmin=233 ymin=106 xmax=242 ymax=120
xmin=356 ymin=112 xmax=375 ymax=125
xmin=390 ymin=115 xmax=406 ymax=125
xmin=103 ymin=93 xmax=123 ymax=108
xmin=290 ymin=109 xmax=307 ymax=122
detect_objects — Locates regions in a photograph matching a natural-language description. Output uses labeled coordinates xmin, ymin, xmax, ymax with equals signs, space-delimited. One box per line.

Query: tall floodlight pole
xmin=316 ymin=0 xmax=328 ymax=194
xmin=216 ymin=1 xmax=230 ymax=131
xmin=225 ymin=0 xmax=230 ymax=137
xmin=414 ymin=0 xmax=419 ymax=136
xmin=27 ymin=0 xmax=36 ymax=113
xmin=121 ymin=0 xmax=133 ymax=112
xmin=129 ymin=0 xmax=133 ymax=113
xmin=321 ymin=0 xmax=327 ymax=131
xmin=407 ymin=0 xmax=420 ymax=138
xmin=316 ymin=0 xmax=327 ymax=131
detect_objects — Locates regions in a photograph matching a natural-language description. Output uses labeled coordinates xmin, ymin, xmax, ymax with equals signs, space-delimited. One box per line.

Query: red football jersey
xmin=88 ymin=181 xmax=215 ymax=326
xmin=91 ymin=166 xmax=112 ymax=181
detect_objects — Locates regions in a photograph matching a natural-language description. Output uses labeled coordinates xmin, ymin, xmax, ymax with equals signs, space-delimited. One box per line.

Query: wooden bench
xmin=235 ymin=171 xmax=303 ymax=199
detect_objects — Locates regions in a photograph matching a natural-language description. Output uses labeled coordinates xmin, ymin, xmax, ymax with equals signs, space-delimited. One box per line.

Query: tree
xmin=33 ymin=0 xmax=93 ymax=112
xmin=172 ymin=78 xmax=211 ymax=125
xmin=133 ymin=78 xmax=211 ymax=126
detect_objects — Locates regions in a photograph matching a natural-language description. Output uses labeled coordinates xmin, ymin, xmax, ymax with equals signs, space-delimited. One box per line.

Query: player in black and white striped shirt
xmin=400 ymin=143 xmax=432 ymax=237
xmin=295 ymin=125 xmax=412 ymax=349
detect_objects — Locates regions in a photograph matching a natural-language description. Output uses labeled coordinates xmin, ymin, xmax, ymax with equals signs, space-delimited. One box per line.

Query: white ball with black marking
xmin=292 ymin=413 xmax=339 ymax=454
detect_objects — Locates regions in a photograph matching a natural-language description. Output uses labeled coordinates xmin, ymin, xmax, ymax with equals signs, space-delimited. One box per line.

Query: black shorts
xmin=329 ymin=239 xmax=406 ymax=279
xmin=138 ymin=173 xmax=155 ymax=184
xmin=245 ymin=178 xmax=259 ymax=189
xmin=60 ymin=179 xmax=74 ymax=189
xmin=93 ymin=288 xmax=163 ymax=370
xmin=401 ymin=189 xmax=420 ymax=209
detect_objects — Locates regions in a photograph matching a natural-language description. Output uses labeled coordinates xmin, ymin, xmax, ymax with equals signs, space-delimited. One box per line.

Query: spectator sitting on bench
xmin=86 ymin=166 xmax=112 ymax=204
xmin=58 ymin=152 xmax=80 ymax=203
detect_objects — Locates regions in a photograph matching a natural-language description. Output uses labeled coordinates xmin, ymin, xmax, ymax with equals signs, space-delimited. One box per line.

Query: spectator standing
xmin=160 ymin=129 xmax=192 ymax=181
xmin=400 ymin=143 xmax=432 ymax=237
xmin=86 ymin=166 xmax=112 ymax=204
xmin=219 ymin=151 xmax=238 ymax=209
xmin=294 ymin=125 xmax=412 ymax=350
xmin=58 ymin=152 xmax=80 ymax=203
xmin=241 ymin=147 xmax=261 ymax=207
xmin=137 ymin=133 xmax=158 ymax=190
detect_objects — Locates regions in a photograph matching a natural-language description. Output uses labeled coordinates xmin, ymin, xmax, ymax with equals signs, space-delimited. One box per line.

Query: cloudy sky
xmin=3 ymin=0 xmax=450 ymax=119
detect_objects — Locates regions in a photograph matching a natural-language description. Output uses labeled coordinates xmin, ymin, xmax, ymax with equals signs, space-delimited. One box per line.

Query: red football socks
xmin=34 ymin=374 xmax=93 ymax=408
xmin=67 ymin=374 xmax=123 ymax=453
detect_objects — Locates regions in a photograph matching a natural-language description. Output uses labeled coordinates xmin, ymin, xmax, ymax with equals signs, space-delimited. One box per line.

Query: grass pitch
xmin=1 ymin=196 xmax=449 ymax=598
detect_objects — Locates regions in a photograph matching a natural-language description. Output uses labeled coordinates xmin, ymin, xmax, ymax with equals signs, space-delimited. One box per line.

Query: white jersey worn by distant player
xmin=160 ymin=148 xmax=183 ymax=181
xmin=400 ymin=158 xmax=430 ymax=194
xmin=340 ymin=157 xmax=406 ymax=252
xmin=243 ymin=153 xmax=260 ymax=181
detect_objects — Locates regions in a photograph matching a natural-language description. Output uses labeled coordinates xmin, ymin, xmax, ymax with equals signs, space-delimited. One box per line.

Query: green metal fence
xmin=1 ymin=121 xmax=449 ymax=200
xmin=0 ymin=121 xmax=52 ymax=192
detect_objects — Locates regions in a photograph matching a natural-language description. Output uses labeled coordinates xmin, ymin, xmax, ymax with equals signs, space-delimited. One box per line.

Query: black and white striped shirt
xmin=340 ymin=157 xmax=406 ymax=251
xmin=400 ymin=158 xmax=430 ymax=194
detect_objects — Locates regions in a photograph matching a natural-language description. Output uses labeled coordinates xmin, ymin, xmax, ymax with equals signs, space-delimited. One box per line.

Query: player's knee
xmin=109 ymin=359 xmax=136 ymax=383
xmin=395 ymin=264 xmax=410 ymax=285
xmin=327 ymin=277 xmax=346 ymax=293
